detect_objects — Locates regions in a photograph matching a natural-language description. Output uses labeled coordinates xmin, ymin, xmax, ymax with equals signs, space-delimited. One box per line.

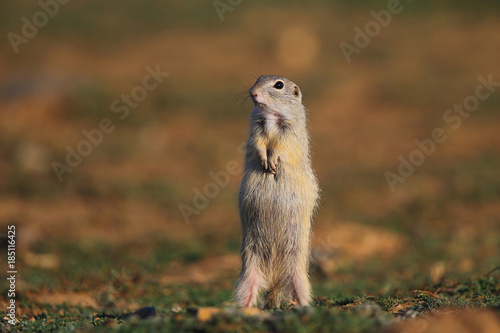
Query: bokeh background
xmin=0 ymin=0 xmax=499 ymax=322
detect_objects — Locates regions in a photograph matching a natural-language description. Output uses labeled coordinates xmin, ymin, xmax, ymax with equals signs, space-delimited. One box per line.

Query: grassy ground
xmin=1 ymin=1 xmax=500 ymax=332
xmin=0 ymin=237 xmax=498 ymax=332
xmin=1 ymin=238 xmax=499 ymax=332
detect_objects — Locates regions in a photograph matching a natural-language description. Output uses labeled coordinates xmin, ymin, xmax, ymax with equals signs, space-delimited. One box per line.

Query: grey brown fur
xmin=234 ymin=75 xmax=319 ymax=308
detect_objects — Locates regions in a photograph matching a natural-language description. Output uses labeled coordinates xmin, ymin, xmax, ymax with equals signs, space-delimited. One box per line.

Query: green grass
xmin=1 ymin=238 xmax=498 ymax=332
xmin=1 ymin=276 xmax=498 ymax=332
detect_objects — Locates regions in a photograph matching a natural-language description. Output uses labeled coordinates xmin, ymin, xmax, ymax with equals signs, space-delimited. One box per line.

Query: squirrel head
xmin=249 ymin=75 xmax=304 ymax=120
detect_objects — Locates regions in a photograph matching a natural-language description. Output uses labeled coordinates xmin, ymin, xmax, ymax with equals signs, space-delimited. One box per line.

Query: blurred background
xmin=0 ymin=0 xmax=499 ymax=314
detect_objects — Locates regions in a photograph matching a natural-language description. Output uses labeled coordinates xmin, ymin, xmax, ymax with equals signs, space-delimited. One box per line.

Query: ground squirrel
xmin=234 ymin=75 xmax=319 ymax=308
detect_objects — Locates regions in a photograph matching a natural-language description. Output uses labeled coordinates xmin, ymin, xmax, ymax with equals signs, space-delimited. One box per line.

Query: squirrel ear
xmin=293 ymin=86 xmax=301 ymax=98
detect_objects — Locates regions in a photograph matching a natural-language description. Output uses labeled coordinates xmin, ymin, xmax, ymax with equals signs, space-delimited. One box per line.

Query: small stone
xmin=170 ymin=306 xmax=182 ymax=313
xmin=240 ymin=307 xmax=265 ymax=317
xmin=354 ymin=302 xmax=383 ymax=317
xmin=127 ymin=306 xmax=155 ymax=319
xmin=196 ymin=307 xmax=222 ymax=322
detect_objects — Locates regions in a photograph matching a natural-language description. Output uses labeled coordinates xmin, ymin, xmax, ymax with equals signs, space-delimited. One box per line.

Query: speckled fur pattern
xmin=234 ymin=75 xmax=319 ymax=308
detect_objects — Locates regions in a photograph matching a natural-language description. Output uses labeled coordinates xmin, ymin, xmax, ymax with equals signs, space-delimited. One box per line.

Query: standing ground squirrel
xmin=234 ymin=75 xmax=320 ymax=308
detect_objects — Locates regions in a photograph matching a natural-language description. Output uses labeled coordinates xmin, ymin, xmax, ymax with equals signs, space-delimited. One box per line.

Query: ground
xmin=0 ymin=1 xmax=499 ymax=332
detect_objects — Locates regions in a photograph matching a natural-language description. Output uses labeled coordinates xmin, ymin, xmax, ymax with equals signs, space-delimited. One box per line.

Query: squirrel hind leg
xmin=234 ymin=266 xmax=265 ymax=308
xmin=290 ymin=268 xmax=312 ymax=307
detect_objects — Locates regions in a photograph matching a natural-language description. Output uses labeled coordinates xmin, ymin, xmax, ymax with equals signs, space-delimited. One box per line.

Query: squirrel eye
xmin=273 ymin=81 xmax=284 ymax=89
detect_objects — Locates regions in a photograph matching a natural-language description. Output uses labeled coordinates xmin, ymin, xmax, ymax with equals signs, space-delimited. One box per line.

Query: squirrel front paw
xmin=261 ymin=156 xmax=269 ymax=172
xmin=256 ymin=146 xmax=280 ymax=174
xmin=268 ymin=154 xmax=280 ymax=174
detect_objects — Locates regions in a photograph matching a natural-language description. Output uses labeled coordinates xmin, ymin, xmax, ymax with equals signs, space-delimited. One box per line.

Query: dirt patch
xmin=161 ymin=254 xmax=239 ymax=285
xmin=384 ymin=309 xmax=500 ymax=333
xmin=311 ymin=221 xmax=405 ymax=275
xmin=26 ymin=291 xmax=98 ymax=309
xmin=313 ymin=221 xmax=405 ymax=260
xmin=0 ymin=198 xmax=192 ymax=250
